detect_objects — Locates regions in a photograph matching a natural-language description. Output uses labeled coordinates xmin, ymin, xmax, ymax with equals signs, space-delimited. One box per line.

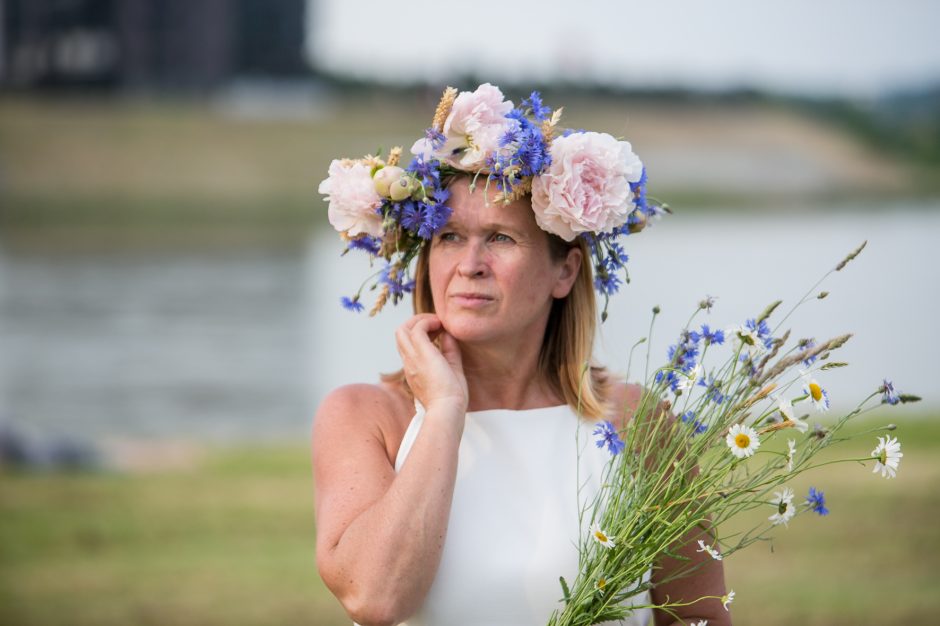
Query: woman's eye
xmin=438 ymin=232 xmax=459 ymax=242
xmin=491 ymin=233 xmax=514 ymax=243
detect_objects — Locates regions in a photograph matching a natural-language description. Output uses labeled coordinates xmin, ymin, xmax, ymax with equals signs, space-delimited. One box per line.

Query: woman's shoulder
xmin=313 ymin=381 xmax=416 ymax=459
xmin=316 ymin=381 xmax=415 ymax=428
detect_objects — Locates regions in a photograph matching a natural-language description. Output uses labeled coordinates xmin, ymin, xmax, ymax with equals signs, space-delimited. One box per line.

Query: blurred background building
xmin=0 ymin=0 xmax=308 ymax=91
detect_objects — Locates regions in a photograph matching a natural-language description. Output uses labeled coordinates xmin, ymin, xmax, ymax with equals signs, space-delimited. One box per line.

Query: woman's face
xmin=428 ymin=178 xmax=580 ymax=345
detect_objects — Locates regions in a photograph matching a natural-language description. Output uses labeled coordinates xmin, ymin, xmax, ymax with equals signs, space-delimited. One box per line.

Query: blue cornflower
xmin=340 ymin=296 xmax=364 ymax=313
xmin=424 ymin=127 xmax=446 ymax=150
xmin=698 ymin=375 xmax=726 ymax=404
xmin=509 ymin=117 xmax=550 ymax=177
xmin=431 ymin=187 xmax=450 ymax=204
xmin=881 ymin=379 xmax=900 ymax=405
xmin=798 ymin=338 xmax=817 ymax=367
xmin=399 ymin=201 xmax=424 ymax=232
xmin=406 ymin=154 xmax=442 ymax=189
xmin=746 ymin=318 xmax=774 ymax=349
xmin=594 ymin=271 xmax=622 ymax=296
xmin=522 ymin=91 xmax=551 ymax=122
xmin=655 ymin=369 xmax=681 ymax=393
xmin=380 ymin=265 xmax=413 ymax=296
xmin=346 ymin=236 xmax=381 ymax=255
xmin=629 ymin=168 xmax=649 ymax=215
xmin=700 ymin=324 xmax=725 ymax=345
xmin=499 ymin=122 xmax=521 ymax=147
xmin=593 ymin=420 xmax=625 ymax=455
xmin=805 ymin=487 xmax=829 ymax=516
xmin=666 ymin=330 xmax=701 ymax=373
xmin=681 ymin=411 xmax=708 ymax=435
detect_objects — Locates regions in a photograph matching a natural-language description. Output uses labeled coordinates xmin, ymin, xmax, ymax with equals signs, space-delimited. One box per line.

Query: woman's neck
xmin=458 ymin=339 xmax=560 ymax=412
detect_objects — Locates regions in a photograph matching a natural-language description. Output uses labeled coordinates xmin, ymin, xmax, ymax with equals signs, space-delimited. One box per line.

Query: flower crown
xmin=318 ymin=83 xmax=667 ymax=319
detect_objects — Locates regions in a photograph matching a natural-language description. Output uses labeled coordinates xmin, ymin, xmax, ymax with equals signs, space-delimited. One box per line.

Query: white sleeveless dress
xmin=379 ymin=403 xmax=652 ymax=626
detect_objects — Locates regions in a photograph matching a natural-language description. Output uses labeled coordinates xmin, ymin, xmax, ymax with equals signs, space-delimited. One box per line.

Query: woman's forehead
xmin=446 ymin=181 xmax=535 ymax=230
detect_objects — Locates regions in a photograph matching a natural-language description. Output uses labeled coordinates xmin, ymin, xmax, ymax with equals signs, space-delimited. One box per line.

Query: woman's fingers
xmin=438 ymin=331 xmax=464 ymax=374
xmin=395 ymin=315 xmax=467 ymax=411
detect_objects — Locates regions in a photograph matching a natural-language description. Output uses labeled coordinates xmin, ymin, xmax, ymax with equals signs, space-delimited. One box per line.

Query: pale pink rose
xmin=318 ymin=160 xmax=384 ymax=237
xmin=437 ymin=83 xmax=513 ymax=169
xmin=531 ymin=132 xmax=644 ymax=241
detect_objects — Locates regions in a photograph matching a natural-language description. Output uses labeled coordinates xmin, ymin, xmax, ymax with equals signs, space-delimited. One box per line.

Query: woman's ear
xmin=552 ymin=246 xmax=583 ymax=299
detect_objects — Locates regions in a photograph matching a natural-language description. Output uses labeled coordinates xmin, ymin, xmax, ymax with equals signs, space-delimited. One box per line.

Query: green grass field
xmin=1 ymin=414 xmax=937 ymax=626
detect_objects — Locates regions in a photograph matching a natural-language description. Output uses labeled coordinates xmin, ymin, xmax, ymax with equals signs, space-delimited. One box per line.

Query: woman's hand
xmin=395 ymin=313 xmax=468 ymax=415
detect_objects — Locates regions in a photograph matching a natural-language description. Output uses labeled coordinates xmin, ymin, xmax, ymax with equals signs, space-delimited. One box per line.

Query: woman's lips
xmin=450 ymin=292 xmax=495 ymax=308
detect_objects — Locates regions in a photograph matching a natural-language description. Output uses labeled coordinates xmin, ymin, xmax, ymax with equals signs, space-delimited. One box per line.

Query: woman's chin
xmin=439 ymin=315 xmax=501 ymax=345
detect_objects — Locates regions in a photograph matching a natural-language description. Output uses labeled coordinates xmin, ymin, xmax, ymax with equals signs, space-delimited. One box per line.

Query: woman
xmin=313 ymin=85 xmax=729 ymax=626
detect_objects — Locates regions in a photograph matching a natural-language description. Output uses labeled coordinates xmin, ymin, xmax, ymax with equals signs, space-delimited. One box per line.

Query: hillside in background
xmin=1 ymin=85 xmax=937 ymax=232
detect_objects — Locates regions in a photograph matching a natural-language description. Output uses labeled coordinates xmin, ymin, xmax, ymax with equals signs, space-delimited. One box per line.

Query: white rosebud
xmin=373 ymin=165 xmax=404 ymax=198
xmin=389 ymin=176 xmax=417 ymax=202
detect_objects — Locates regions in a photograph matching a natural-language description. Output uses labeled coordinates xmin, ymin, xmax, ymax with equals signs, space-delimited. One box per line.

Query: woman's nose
xmin=456 ymin=241 xmax=488 ymax=277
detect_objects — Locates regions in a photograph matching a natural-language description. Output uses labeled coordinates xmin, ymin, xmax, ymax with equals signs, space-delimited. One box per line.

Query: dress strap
xmin=394 ymin=402 xmax=425 ymax=472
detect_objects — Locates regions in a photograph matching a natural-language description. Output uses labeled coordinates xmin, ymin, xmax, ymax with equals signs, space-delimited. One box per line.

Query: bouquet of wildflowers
xmin=550 ymin=242 xmax=918 ymax=625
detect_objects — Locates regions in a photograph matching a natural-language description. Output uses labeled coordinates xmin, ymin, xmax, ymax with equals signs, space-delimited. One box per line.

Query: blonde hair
xmin=384 ymin=219 xmax=613 ymax=421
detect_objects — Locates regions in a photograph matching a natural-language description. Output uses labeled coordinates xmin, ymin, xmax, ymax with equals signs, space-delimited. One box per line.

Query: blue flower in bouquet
xmin=380 ymin=264 xmax=415 ymax=296
xmin=681 ymin=410 xmax=708 ymax=435
xmin=699 ymin=324 xmax=725 ymax=345
xmin=798 ymin=337 xmax=818 ymax=367
xmin=346 ymin=235 xmax=381 ymax=255
xmin=806 ymin=487 xmax=829 ymax=516
xmin=593 ymin=420 xmax=625 ymax=455
xmin=666 ymin=330 xmax=701 ymax=373
xmin=340 ymin=296 xmax=364 ymax=313
xmin=880 ymin=379 xmax=900 ymax=405
xmin=698 ymin=375 xmax=726 ymax=404
xmin=746 ymin=318 xmax=774 ymax=349
xmin=593 ymin=271 xmax=622 ymax=296
xmin=655 ymin=369 xmax=681 ymax=393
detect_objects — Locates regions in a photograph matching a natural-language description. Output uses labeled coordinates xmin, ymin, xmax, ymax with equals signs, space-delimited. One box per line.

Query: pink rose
xmin=413 ymin=83 xmax=513 ymax=170
xmin=318 ymin=160 xmax=384 ymax=237
xmin=531 ymin=132 xmax=644 ymax=241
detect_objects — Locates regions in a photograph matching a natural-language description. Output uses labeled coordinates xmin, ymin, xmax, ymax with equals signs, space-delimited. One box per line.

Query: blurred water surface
xmin=1 ymin=204 xmax=936 ymax=443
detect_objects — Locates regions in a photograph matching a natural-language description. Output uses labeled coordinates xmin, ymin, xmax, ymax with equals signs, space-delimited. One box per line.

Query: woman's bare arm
xmin=650 ymin=524 xmax=729 ymax=626
xmin=312 ymin=314 xmax=468 ymax=626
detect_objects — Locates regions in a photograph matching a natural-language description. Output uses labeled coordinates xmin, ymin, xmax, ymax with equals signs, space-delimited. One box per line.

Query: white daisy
xmin=786 ymin=439 xmax=797 ymax=471
xmin=722 ymin=589 xmax=735 ymax=611
xmin=871 ymin=435 xmax=903 ymax=479
xmin=777 ymin=397 xmax=808 ymax=433
xmin=768 ymin=487 xmax=796 ymax=527
xmin=696 ymin=539 xmax=723 ymax=561
xmin=691 ymin=621 xmax=708 ymax=626
xmin=800 ymin=371 xmax=830 ymax=412
xmin=725 ymin=423 xmax=760 ymax=459
xmin=730 ymin=324 xmax=762 ymax=357
xmin=590 ymin=521 xmax=616 ymax=549
xmin=594 ymin=576 xmax=607 ymax=593
xmin=676 ymin=363 xmax=703 ymax=393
